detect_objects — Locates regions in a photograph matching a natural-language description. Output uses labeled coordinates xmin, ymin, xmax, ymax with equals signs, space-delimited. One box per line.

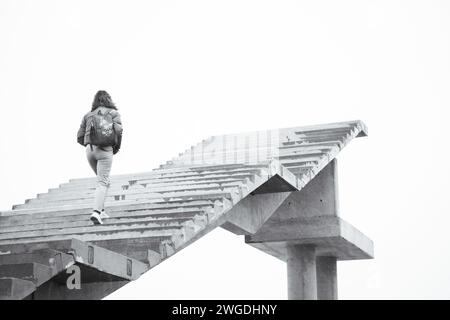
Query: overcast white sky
xmin=1 ymin=0 xmax=449 ymax=299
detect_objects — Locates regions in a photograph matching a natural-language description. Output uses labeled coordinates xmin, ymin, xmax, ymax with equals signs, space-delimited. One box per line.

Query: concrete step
xmin=67 ymin=238 xmax=149 ymax=281
xmin=283 ymin=135 xmax=347 ymax=145
xmin=1 ymin=207 xmax=209 ymax=227
xmin=279 ymin=156 xmax=324 ymax=165
xmin=45 ymin=175 xmax=252 ymax=195
xmin=24 ymin=189 xmax=238 ymax=212
xmin=167 ymin=146 xmax=325 ymax=161
xmin=0 ymin=235 xmax=172 ymax=264
xmin=165 ymin=142 xmax=337 ymax=164
xmin=293 ymin=128 xmax=352 ymax=138
xmin=53 ymin=175 xmax=253 ymax=195
xmin=0 ymin=195 xmax=231 ymax=222
xmin=0 ymin=220 xmax=189 ymax=242
xmin=292 ymin=124 xmax=356 ymax=135
xmin=278 ymin=140 xmax=343 ymax=150
xmin=0 ymin=277 xmax=36 ymax=300
xmin=12 ymin=190 xmax=234 ymax=210
xmin=0 ymin=230 xmax=183 ymax=253
xmin=1 ymin=198 xmax=217 ymax=217
xmin=27 ymin=175 xmax=258 ymax=209
xmin=87 ymin=236 xmax=172 ymax=263
xmin=28 ymin=182 xmax=244 ymax=204
xmin=160 ymin=122 xmax=361 ymax=169
xmin=286 ymin=166 xmax=315 ymax=176
xmin=276 ymin=149 xmax=338 ymax=161
xmin=0 ymin=249 xmax=75 ymax=273
xmin=0 ymin=262 xmax=53 ymax=286
xmin=167 ymin=139 xmax=339 ymax=160
xmin=61 ymin=173 xmax=254 ymax=191
xmin=12 ymin=168 xmax=266 ymax=211
xmin=59 ymin=170 xmax=259 ymax=187
xmin=0 ymin=214 xmax=206 ymax=236
xmin=0 ymin=238 xmax=150 ymax=299
xmin=63 ymin=165 xmax=267 ymax=187
xmin=0 ymin=226 xmax=186 ymax=247
xmin=281 ymin=159 xmax=321 ymax=168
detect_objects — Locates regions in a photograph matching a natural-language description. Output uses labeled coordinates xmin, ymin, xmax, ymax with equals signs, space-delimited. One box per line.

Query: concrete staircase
xmin=0 ymin=120 xmax=373 ymax=299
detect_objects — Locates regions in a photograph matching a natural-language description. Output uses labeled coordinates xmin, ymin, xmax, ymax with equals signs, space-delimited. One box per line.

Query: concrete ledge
xmin=0 ymin=239 xmax=149 ymax=281
xmin=222 ymin=192 xmax=292 ymax=235
xmin=32 ymin=279 xmax=129 ymax=300
xmin=0 ymin=277 xmax=36 ymax=300
xmin=245 ymin=216 xmax=374 ymax=261
xmin=68 ymin=239 xmax=148 ymax=281
xmin=0 ymin=263 xmax=53 ymax=286
xmin=0 ymin=249 xmax=75 ymax=275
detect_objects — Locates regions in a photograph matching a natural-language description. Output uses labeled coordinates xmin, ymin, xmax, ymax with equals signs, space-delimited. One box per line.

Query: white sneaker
xmin=90 ymin=211 xmax=103 ymax=225
xmin=100 ymin=210 xmax=109 ymax=219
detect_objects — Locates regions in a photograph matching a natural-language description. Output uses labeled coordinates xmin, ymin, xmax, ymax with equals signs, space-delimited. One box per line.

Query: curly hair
xmin=91 ymin=90 xmax=118 ymax=111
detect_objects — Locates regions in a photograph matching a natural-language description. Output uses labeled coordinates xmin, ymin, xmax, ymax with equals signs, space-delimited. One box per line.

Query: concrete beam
xmin=0 ymin=238 xmax=151 ymax=299
xmin=0 ymin=239 xmax=149 ymax=280
xmin=0 ymin=263 xmax=53 ymax=286
xmin=0 ymin=249 xmax=75 ymax=274
xmin=31 ymin=278 xmax=129 ymax=300
xmin=221 ymin=192 xmax=292 ymax=235
xmin=221 ymin=160 xmax=339 ymax=236
xmin=67 ymin=239 xmax=148 ymax=281
xmin=244 ymin=159 xmax=373 ymax=261
xmin=286 ymin=244 xmax=317 ymax=300
xmin=0 ymin=278 xmax=36 ymax=300
xmin=270 ymin=159 xmax=339 ymax=220
xmin=245 ymin=216 xmax=374 ymax=261
xmin=316 ymin=256 xmax=337 ymax=300
xmin=246 ymin=216 xmax=341 ymax=243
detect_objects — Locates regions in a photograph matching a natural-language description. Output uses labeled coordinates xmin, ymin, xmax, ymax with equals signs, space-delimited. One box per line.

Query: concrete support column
xmin=316 ymin=256 xmax=338 ymax=300
xmin=286 ymin=244 xmax=317 ymax=300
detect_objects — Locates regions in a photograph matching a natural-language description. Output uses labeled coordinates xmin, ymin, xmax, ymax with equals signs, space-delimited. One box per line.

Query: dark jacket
xmin=77 ymin=106 xmax=123 ymax=154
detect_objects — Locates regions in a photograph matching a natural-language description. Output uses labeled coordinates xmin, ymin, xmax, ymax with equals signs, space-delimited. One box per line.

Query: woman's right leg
xmin=86 ymin=145 xmax=104 ymax=221
xmin=86 ymin=146 xmax=112 ymax=224
xmin=92 ymin=147 xmax=113 ymax=213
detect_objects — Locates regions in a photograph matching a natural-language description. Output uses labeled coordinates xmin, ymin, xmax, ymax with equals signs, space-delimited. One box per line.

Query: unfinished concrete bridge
xmin=0 ymin=120 xmax=373 ymax=300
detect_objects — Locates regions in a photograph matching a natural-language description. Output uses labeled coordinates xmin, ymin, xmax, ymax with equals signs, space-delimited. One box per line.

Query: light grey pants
xmin=86 ymin=145 xmax=113 ymax=212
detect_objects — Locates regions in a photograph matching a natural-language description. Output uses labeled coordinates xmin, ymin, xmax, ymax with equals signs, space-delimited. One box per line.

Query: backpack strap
xmin=95 ymin=108 xmax=113 ymax=116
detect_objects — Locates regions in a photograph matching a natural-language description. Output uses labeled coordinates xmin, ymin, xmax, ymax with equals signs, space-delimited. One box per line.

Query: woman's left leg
xmin=93 ymin=148 xmax=113 ymax=212
xmin=86 ymin=145 xmax=98 ymax=175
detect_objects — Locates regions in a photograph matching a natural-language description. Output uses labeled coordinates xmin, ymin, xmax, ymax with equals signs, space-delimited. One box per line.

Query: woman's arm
xmin=112 ymin=111 xmax=123 ymax=154
xmin=77 ymin=115 xmax=87 ymax=146
xmin=112 ymin=111 xmax=123 ymax=133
